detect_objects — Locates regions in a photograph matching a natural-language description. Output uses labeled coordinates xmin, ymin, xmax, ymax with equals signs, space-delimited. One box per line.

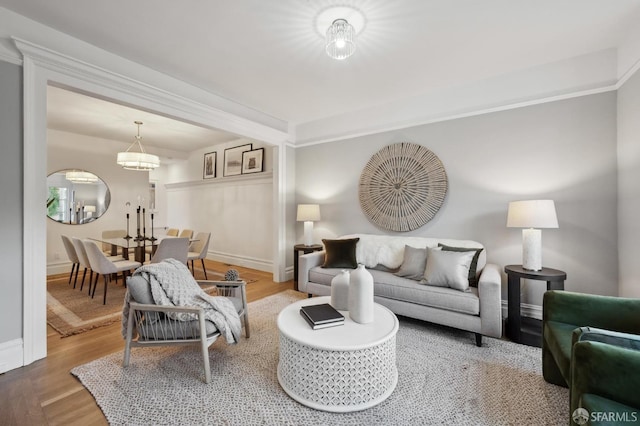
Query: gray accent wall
xmin=0 ymin=60 xmax=23 ymax=343
xmin=296 ymin=92 xmax=619 ymax=305
xmin=617 ymin=69 xmax=640 ymax=298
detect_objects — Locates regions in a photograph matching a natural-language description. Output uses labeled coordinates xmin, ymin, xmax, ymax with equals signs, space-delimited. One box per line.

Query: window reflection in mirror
xmin=47 ymin=169 xmax=111 ymax=224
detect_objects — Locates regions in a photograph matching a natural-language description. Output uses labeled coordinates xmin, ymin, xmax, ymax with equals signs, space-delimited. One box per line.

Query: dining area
xmin=60 ymin=229 xmax=211 ymax=305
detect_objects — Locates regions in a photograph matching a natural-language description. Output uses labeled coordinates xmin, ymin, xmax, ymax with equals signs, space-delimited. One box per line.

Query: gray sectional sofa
xmin=297 ymin=234 xmax=503 ymax=346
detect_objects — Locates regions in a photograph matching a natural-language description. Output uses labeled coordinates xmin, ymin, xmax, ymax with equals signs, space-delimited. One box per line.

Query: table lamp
xmin=297 ymin=204 xmax=321 ymax=246
xmin=507 ymin=200 xmax=558 ymax=271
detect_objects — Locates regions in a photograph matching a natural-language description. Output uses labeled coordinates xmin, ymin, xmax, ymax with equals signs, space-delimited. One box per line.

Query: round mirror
xmin=47 ymin=169 xmax=111 ymax=224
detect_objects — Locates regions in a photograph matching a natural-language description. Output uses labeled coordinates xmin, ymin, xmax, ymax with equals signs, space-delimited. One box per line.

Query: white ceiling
xmin=3 ymin=0 xmax=640 ymax=152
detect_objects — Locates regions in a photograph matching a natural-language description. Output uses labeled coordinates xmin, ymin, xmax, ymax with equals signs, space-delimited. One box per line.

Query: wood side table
xmin=293 ymin=244 xmax=323 ymax=291
xmin=505 ymin=264 xmax=566 ymax=347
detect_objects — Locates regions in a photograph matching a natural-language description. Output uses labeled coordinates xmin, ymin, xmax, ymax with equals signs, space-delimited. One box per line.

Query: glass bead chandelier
xmin=326 ymin=18 xmax=356 ymax=60
xmin=116 ymin=121 xmax=160 ymax=171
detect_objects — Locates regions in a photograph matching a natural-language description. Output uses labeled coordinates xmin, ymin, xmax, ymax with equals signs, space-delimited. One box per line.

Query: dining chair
xmin=166 ymin=228 xmax=179 ymax=237
xmin=101 ymin=229 xmax=127 ymax=256
xmin=83 ymin=240 xmax=141 ymax=305
xmin=150 ymin=237 xmax=189 ymax=264
xmin=179 ymin=229 xmax=194 ymax=239
xmin=61 ymin=235 xmax=80 ymax=288
xmin=187 ymin=232 xmax=211 ymax=279
xmin=71 ymin=237 xmax=94 ymax=293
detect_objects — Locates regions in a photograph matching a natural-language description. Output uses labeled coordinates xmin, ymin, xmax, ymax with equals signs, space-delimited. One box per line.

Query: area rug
xmin=47 ymin=269 xmax=250 ymax=337
xmin=71 ymin=290 xmax=568 ymax=425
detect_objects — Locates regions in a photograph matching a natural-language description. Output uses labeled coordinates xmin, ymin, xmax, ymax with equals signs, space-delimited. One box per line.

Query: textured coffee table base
xmin=277 ymin=332 xmax=398 ymax=413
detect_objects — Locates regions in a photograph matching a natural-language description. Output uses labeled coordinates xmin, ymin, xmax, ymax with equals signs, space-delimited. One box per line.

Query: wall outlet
xmin=53 ymin=252 xmax=60 ymax=260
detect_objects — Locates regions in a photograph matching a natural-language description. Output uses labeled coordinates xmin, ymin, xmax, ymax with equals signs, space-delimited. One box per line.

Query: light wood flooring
xmin=0 ymin=260 xmax=294 ymax=425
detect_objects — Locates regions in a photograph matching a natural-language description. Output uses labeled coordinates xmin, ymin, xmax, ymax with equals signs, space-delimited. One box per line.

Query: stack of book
xmin=300 ymin=303 xmax=345 ymax=329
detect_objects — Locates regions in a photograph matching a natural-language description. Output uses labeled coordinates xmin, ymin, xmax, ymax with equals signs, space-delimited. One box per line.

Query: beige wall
xmin=617 ymin=70 xmax=640 ymax=297
xmin=296 ymin=92 xmax=619 ymax=307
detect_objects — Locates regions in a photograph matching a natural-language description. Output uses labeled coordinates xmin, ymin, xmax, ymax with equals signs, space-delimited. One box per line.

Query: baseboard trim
xmin=284 ymin=266 xmax=294 ymax=282
xmin=501 ymin=300 xmax=542 ymax=320
xmin=47 ymin=260 xmax=72 ymax=276
xmin=0 ymin=338 xmax=24 ymax=374
xmin=207 ymin=250 xmax=272 ymax=273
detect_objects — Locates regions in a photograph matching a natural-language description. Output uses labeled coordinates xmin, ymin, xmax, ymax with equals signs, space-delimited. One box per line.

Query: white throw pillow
xmin=421 ymin=248 xmax=475 ymax=292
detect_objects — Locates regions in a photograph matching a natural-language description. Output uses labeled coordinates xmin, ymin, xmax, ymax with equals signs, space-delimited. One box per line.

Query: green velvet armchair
xmin=542 ymin=291 xmax=640 ymax=425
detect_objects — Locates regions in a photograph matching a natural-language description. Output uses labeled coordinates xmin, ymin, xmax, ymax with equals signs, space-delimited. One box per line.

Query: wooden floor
xmin=0 ymin=260 xmax=294 ymax=425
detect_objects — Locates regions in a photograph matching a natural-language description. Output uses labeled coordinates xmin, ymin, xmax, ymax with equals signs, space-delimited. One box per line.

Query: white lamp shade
xmin=116 ymin=151 xmax=160 ymax=171
xmin=297 ymin=204 xmax=321 ymax=222
xmin=507 ymin=200 xmax=558 ymax=229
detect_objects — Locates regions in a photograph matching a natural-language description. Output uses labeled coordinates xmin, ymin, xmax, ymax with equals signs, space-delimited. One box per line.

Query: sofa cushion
xmin=371 ymin=269 xmax=480 ymax=315
xmin=322 ymin=238 xmax=359 ymax=269
xmin=422 ymin=248 xmax=475 ymax=292
xmin=394 ymin=245 xmax=428 ymax=281
xmin=438 ymin=244 xmax=484 ymax=287
xmin=544 ymin=320 xmax=576 ymax=383
xmin=308 ymin=266 xmax=480 ymax=316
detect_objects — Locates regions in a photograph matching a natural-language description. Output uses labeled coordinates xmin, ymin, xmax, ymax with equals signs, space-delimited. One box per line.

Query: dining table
xmin=90 ymin=236 xmax=196 ymax=263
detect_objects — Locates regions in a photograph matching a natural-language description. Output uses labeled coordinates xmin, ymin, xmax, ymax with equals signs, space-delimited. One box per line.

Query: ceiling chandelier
xmin=326 ymin=18 xmax=356 ymax=60
xmin=65 ymin=170 xmax=98 ymax=184
xmin=116 ymin=121 xmax=160 ymax=171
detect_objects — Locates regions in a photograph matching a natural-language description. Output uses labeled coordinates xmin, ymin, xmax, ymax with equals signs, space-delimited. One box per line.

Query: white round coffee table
xmin=277 ymin=296 xmax=399 ymax=413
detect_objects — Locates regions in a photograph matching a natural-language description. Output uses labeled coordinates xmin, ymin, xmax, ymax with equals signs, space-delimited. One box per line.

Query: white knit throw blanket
xmin=125 ymin=259 xmax=241 ymax=344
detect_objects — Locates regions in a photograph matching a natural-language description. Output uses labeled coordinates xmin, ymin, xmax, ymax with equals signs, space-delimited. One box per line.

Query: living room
xmin=1 ymin=1 xmax=639 ymax=424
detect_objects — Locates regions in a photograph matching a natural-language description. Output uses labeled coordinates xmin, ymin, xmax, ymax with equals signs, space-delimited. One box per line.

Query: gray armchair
xmin=123 ymin=276 xmax=249 ymax=383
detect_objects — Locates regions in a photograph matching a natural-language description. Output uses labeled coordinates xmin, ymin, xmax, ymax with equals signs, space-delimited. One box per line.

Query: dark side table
xmin=505 ymin=264 xmax=566 ymax=347
xmin=293 ymin=244 xmax=323 ymax=291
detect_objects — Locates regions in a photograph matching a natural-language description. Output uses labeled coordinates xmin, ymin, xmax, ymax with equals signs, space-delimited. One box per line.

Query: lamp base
xmin=303 ymin=221 xmax=314 ymax=246
xmin=522 ymin=228 xmax=542 ymax=271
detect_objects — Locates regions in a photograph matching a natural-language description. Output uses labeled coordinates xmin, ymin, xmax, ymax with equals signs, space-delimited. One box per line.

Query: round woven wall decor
xmin=358 ymin=142 xmax=448 ymax=232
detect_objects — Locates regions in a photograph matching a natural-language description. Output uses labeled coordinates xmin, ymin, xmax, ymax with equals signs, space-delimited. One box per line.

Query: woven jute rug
xmin=47 ymin=268 xmax=252 ymax=337
xmin=72 ymin=290 xmax=569 ymax=425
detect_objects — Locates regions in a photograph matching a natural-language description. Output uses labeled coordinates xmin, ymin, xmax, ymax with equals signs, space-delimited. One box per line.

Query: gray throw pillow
xmin=421 ymin=248 xmax=475 ymax=292
xmin=395 ymin=245 xmax=428 ymax=281
xmin=438 ymin=244 xmax=484 ymax=287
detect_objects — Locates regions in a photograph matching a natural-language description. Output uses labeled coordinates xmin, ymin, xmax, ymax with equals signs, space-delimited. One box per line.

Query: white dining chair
xmin=83 ymin=240 xmax=141 ymax=305
xmin=179 ymin=229 xmax=194 ymax=239
xmin=101 ymin=229 xmax=127 ymax=255
xmin=71 ymin=237 xmax=95 ymax=293
xmin=61 ymin=235 xmax=80 ymax=288
xmin=187 ymin=232 xmax=211 ymax=279
xmin=150 ymin=237 xmax=189 ymax=264
xmin=166 ymin=228 xmax=179 ymax=237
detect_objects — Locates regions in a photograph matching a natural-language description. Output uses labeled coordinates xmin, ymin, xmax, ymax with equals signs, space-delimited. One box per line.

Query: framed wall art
xmin=203 ymin=151 xmax=217 ymax=179
xmin=223 ymin=143 xmax=253 ymax=177
xmin=241 ymin=148 xmax=264 ymax=174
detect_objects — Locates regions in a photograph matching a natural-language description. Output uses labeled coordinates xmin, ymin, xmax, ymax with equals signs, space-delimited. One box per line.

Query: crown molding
xmin=12 ymin=38 xmax=290 ymax=146
xmin=293 ymin=84 xmax=617 ymax=148
xmin=0 ymin=48 xmax=21 ymax=65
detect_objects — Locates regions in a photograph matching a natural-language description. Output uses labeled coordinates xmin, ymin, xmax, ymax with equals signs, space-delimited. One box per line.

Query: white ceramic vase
xmin=330 ymin=270 xmax=350 ymax=311
xmin=348 ymin=264 xmax=374 ymax=324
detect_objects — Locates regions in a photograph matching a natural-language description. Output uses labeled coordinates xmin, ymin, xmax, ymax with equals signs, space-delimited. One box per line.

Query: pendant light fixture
xmin=326 ymin=18 xmax=356 ymax=60
xmin=116 ymin=121 xmax=160 ymax=171
xmin=65 ymin=170 xmax=98 ymax=184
